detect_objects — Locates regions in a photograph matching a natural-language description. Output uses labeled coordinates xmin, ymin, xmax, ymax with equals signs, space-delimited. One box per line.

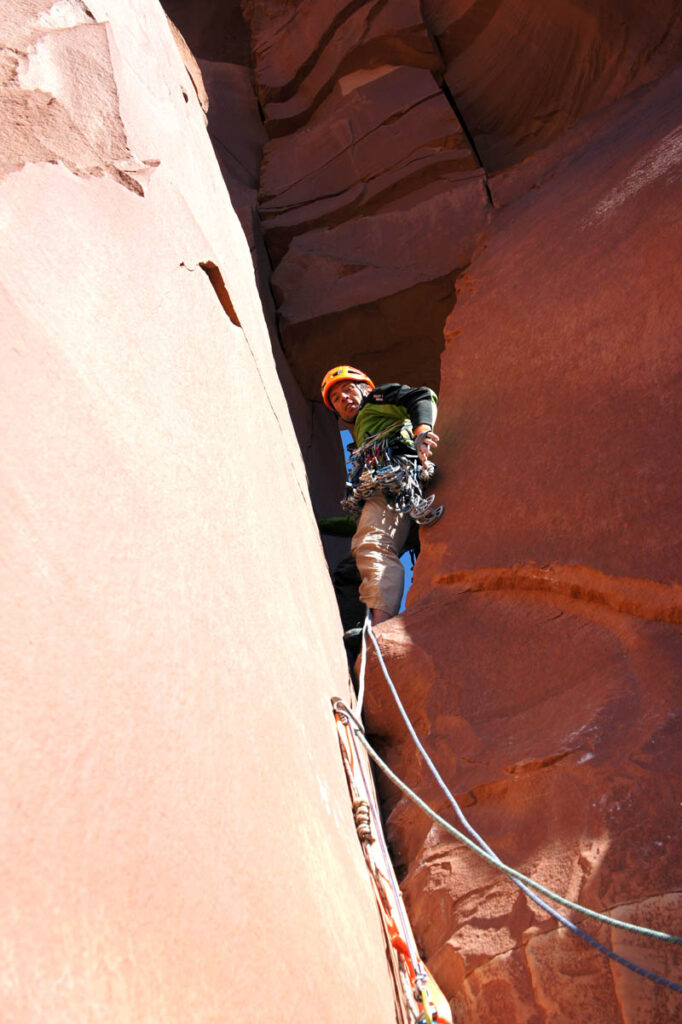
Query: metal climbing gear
xmin=341 ymin=425 xmax=444 ymax=526
xmin=333 ymin=699 xmax=453 ymax=1023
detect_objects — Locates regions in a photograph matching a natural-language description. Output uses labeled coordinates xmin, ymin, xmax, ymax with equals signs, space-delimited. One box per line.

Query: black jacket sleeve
xmin=369 ymin=383 xmax=438 ymax=430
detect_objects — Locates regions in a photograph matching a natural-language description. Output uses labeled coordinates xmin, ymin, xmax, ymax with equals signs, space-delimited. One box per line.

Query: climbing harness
xmin=341 ymin=425 xmax=444 ymax=527
xmin=333 ymin=698 xmax=453 ymax=1023
xmin=342 ymin=611 xmax=682 ymax=998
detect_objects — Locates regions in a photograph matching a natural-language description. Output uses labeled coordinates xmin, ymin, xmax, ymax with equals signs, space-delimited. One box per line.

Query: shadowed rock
xmin=363 ymin=65 xmax=682 ymax=1022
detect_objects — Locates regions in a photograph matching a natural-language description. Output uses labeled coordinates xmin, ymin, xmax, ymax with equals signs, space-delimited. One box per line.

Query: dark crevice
xmin=198 ymin=261 xmax=241 ymax=327
xmin=160 ymin=0 xmax=251 ymax=65
xmin=207 ymin=126 xmax=254 ymax=181
xmin=434 ymin=73 xmax=494 ymax=206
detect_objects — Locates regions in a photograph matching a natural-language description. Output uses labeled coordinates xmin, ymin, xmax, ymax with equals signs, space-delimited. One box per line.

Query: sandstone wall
xmin=421 ymin=0 xmax=682 ymax=174
xmin=236 ymin=0 xmax=682 ymax=403
xmin=241 ymin=0 xmax=491 ymax=396
xmin=364 ymin=65 xmax=682 ymax=1023
xmin=162 ymin=4 xmax=682 ymax=1019
xmin=0 ymin=3 xmax=398 ymax=1021
xmin=166 ymin=1 xmax=350 ymax=565
xmin=3 ymin=1 xmax=681 ymax=1021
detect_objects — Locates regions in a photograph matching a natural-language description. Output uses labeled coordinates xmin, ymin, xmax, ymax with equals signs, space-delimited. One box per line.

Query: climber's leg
xmin=351 ymin=495 xmax=411 ymax=620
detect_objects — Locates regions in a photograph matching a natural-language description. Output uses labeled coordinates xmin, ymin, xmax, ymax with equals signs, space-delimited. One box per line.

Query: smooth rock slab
xmin=0 ymin=3 xmax=400 ymax=1021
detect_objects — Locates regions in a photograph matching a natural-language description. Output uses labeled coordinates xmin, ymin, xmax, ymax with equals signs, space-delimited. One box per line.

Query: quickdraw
xmin=333 ymin=699 xmax=452 ymax=1024
xmin=341 ymin=427 xmax=444 ymax=527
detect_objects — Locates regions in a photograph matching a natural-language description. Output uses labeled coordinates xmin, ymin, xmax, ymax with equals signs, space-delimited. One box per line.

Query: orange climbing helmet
xmin=321 ymin=365 xmax=375 ymax=409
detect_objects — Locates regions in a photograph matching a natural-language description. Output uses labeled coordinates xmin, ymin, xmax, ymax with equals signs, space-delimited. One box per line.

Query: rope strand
xmin=351 ymin=616 xmax=682 ymax=993
xmin=355 ymin=729 xmax=682 ymax=994
xmin=362 ymin=619 xmax=681 ymax=945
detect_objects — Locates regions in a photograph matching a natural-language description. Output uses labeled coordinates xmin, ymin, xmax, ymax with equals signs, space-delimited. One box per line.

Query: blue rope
xmin=362 ymin=620 xmax=681 ymax=944
xmin=356 ymin=729 xmax=682 ymax=995
xmin=356 ymin=618 xmax=682 ymax=993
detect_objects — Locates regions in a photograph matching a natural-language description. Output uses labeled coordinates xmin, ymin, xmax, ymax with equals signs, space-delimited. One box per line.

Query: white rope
xmin=356 ymin=619 xmax=682 ymax=952
xmin=355 ymin=608 xmax=371 ymax=717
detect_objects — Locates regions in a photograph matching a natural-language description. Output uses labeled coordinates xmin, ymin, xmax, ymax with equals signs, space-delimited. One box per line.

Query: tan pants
xmin=351 ymin=495 xmax=411 ymax=616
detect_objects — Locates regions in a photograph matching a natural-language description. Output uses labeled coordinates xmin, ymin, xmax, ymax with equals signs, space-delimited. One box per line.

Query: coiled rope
xmin=354 ymin=612 xmax=682 ymax=993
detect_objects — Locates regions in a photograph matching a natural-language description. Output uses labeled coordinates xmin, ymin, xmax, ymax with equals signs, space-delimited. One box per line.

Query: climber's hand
xmin=415 ymin=429 xmax=439 ymax=467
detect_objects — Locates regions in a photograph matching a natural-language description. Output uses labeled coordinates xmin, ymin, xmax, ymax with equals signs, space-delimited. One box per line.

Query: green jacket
xmin=353 ymin=383 xmax=438 ymax=447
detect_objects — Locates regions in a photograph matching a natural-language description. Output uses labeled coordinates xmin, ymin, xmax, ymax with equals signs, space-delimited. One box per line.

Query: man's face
xmin=329 ymin=380 xmax=364 ymax=421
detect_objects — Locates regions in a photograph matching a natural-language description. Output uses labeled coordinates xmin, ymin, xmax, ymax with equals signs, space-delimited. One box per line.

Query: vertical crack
xmin=433 ymin=73 xmax=494 ymax=206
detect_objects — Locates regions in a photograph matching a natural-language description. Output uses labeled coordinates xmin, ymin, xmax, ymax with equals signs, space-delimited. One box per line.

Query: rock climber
xmin=321 ymin=365 xmax=441 ymax=625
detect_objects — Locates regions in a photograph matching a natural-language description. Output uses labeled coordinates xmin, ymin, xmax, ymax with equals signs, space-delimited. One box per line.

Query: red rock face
xmin=234 ymin=0 xmax=682 ymax=401
xmin=8 ymin=1 xmax=680 ymax=1020
xmin=421 ymin=0 xmax=682 ymax=173
xmin=243 ymin=0 xmax=441 ymax=134
xmin=242 ymin=0 xmax=491 ymax=397
xmin=166 ymin=9 xmax=682 ymax=1016
xmin=165 ymin=7 xmax=352 ymax=566
xmin=363 ymin=66 xmax=682 ymax=1021
xmin=0 ymin=3 xmax=399 ymax=1021
xmin=366 ymin=600 xmax=682 ymax=1021
xmin=413 ymin=66 xmax=682 ymax=597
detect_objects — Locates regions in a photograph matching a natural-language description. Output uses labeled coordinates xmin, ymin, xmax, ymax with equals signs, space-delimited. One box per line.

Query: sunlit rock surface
xmin=0 ymin=3 xmax=400 ymax=1020
xmin=364 ymin=66 xmax=682 ymax=1023
xmin=167 ymin=0 xmax=351 ymax=565
xmin=3 ymin=1 xmax=681 ymax=1021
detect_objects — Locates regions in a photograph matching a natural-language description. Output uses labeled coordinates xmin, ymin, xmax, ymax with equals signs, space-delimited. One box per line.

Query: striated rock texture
xmin=242 ymin=0 xmax=491 ymax=397
xmin=0 ymin=3 xmax=400 ymax=1021
xmin=233 ymin=0 xmax=682 ymax=402
xmin=364 ymin=65 xmax=682 ymax=1022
